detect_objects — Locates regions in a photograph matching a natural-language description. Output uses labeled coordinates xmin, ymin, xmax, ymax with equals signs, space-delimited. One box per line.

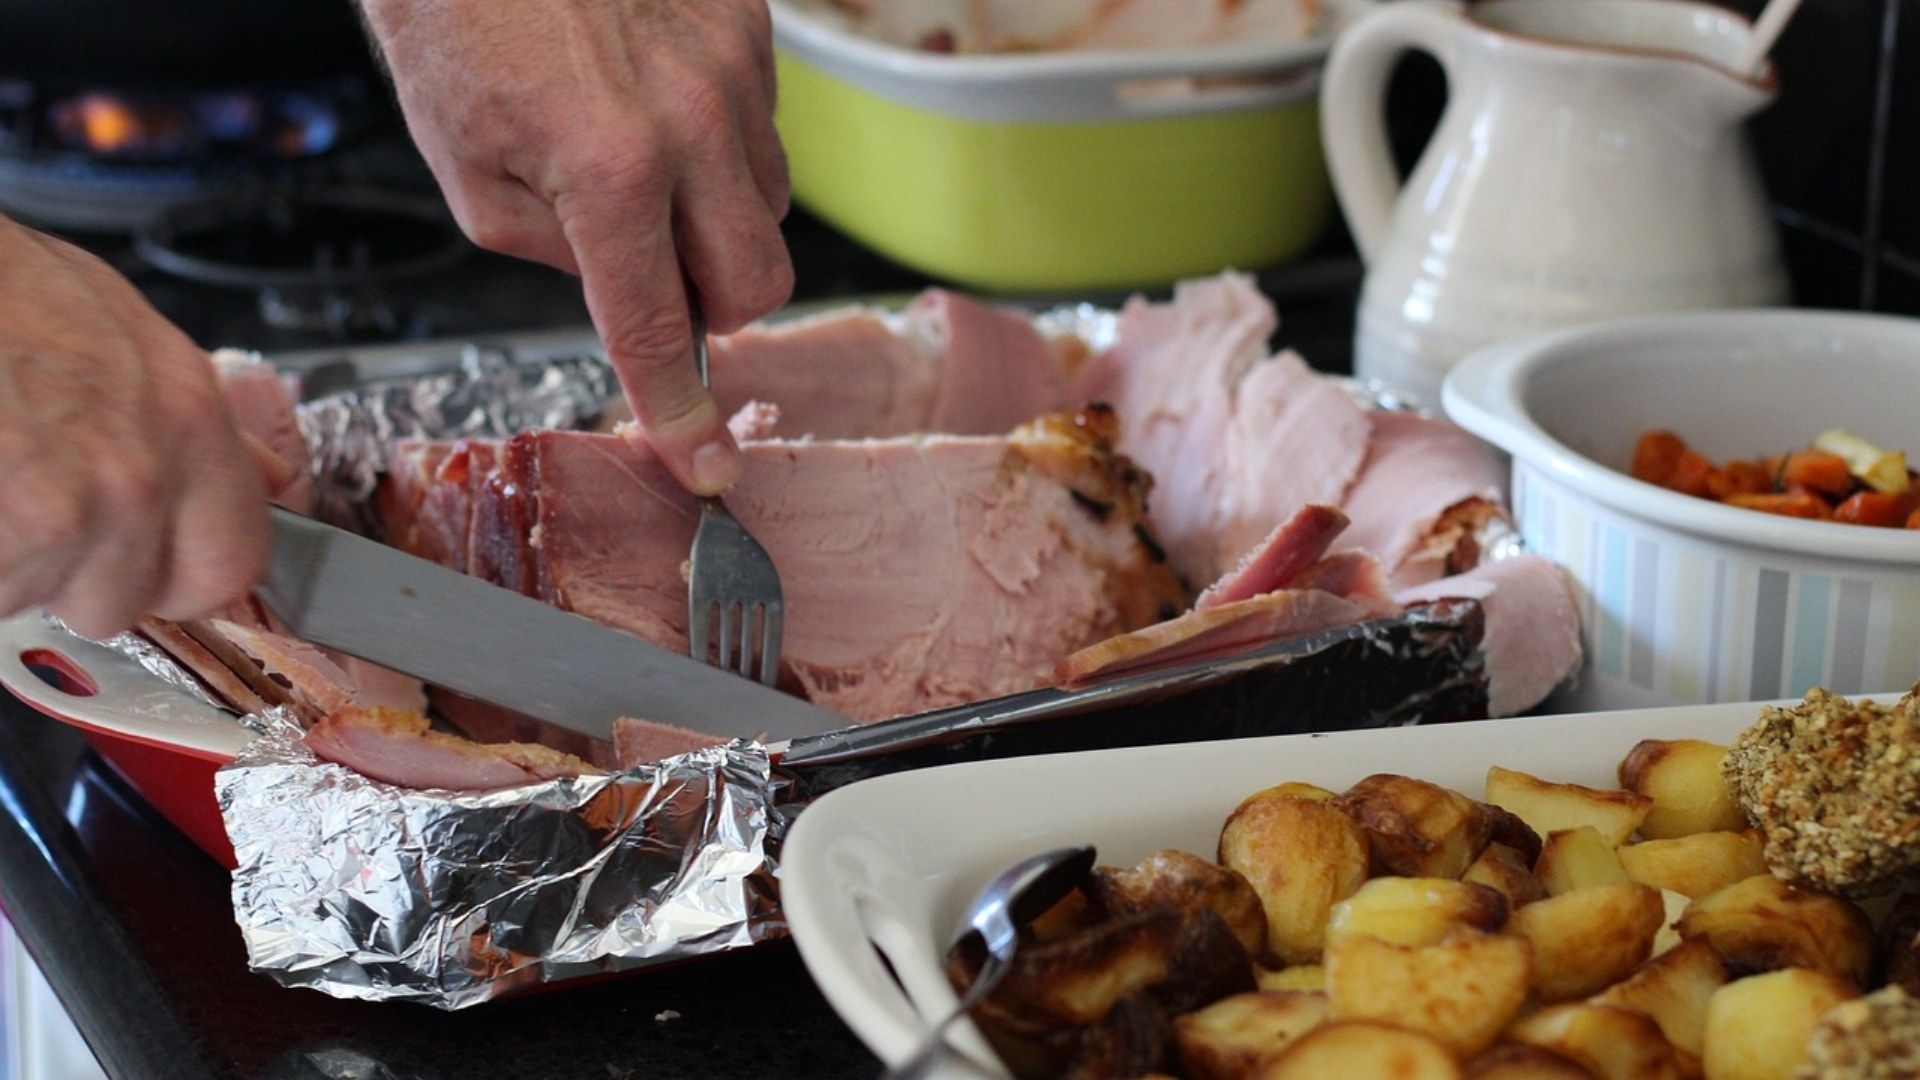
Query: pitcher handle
xmin=1320 ymin=0 xmax=1464 ymax=262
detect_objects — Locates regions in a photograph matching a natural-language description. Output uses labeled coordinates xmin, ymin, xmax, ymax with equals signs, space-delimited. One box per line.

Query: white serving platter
xmin=781 ymin=697 xmax=1869 ymax=1077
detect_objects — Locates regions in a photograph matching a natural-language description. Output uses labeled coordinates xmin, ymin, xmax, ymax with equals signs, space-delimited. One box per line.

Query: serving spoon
xmin=885 ymin=844 xmax=1098 ymax=1080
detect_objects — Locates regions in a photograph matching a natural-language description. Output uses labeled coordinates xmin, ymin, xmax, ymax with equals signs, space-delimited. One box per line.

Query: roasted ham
xmin=388 ymin=410 xmax=1181 ymax=721
xmin=1337 ymin=411 xmax=1507 ymax=588
xmin=1396 ymin=555 xmax=1583 ymax=717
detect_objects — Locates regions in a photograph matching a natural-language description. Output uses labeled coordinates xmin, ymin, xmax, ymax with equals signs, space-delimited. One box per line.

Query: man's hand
xmin=361 ymin=0 xmax=793 ymax=496
xmin=0 ymin=219 xmax=270 ymax=637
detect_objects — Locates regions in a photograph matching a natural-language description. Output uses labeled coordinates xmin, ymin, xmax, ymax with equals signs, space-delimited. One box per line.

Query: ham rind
xmin=611 ymin=717 xmax=726 ymax=768
xmin=1195 ymin=504 xmax=1349 ymax=612
xmin=907 ymin=289 xmax=1071 ymax=434
xmin=1057 ymin=588 xmax=1390 ymax=686
xmin=1338 ymin=411 xmax=1507 ymax=588
xmin=1396 ymin=554 xmax=1582 ymax=717
xmin=377 ymin=441 xmax=458 ymax=565
xmin=448 ymin=423 xmax=1176 ymax=721
xmin=707 ymin=308 xmax=936 ymax=438
xmin=305 ymin=707 xmax=595 ymax=792
xmin=212 ymin=350 xmax=313 ymax=514
xmin=137 ymin=617 xmax=274 ymax=715
xmin=1074 ymin=273 xmax=1276 ymax=585
xmin=209 ymin=619 xmax=366 ymax=722
xmin=1217 ymin=351 xmax=1369 ymax=569
xmin=432 ymin=689 xmax=619 ymax=771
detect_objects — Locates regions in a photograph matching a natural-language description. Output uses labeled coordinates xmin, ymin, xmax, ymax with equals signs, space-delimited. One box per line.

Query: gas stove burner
xmin=0 ymin=78 xmax=380 ymax=233
xmin=135 ymin=188 xmax=471 ymax=339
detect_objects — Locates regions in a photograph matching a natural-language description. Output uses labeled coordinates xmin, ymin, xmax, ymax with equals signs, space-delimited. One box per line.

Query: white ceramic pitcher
xmin=1322 ymin=0 xmax=1789 ymax=404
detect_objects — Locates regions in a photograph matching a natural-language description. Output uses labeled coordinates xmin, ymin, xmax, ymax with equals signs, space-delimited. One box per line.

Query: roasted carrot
xmin=1909 ymin=507 xmax=1920 ymax=530
xmin=1667 ymin=450 xmax=1715 ymax=498
xmin=1834 ymin=489 xmax=1920 ymax=528
xmin=1779 ymin=450 xmax=1855 ymax=497
xmin=1727 ymin=489 xmax=1833 ymax=520
xmin=1632 ymin=430 xmax=1689 ymax=487
xmin=1706 ymin=460 xmax=1771 ymax=499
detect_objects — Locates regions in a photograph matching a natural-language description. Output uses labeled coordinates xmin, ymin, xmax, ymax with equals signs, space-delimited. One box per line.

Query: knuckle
xmin=602 ymin=308 xmax=693 ymax=374
xmin=96 ymin=458 xmax=166 ymax=516
xmin=671 ymin=79 xmax=734 ymax=140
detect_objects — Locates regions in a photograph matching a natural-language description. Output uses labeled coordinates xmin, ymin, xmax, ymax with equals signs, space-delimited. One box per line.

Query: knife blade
xmin=256 ymin=507 xmax=851 ymax=743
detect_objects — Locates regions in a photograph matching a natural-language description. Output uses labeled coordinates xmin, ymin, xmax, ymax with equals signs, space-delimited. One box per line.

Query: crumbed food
xmin=1722 ymin=687 xmax=1920 ymax=896
xmin=1796 ymin=987 xmax=1920 ymax=1079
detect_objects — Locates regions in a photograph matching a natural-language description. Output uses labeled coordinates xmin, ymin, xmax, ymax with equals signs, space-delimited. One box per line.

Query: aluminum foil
xmin=217 ymin=710 xmax=785 ymax=1010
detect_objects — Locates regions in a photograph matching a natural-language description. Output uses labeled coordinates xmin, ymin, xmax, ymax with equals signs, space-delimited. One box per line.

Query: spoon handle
xmin=882 ymin=954 xmax=1008 ymax=1080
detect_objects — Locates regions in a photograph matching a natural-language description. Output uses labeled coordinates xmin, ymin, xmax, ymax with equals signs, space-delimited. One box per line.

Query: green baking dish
xmin=770 ymin=2 xmax=1350 ymax=293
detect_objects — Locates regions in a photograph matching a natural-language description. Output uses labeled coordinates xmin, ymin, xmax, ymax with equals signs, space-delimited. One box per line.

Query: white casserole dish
xmin=781 ymin=697 xmax=1830 ymax=1076
xmin=1443 ymin=310 xmax=1920 ymax=712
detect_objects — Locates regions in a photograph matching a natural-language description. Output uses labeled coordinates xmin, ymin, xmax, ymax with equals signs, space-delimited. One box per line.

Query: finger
xmin=239 ymin=433 xmax=298 ymax=496
xmin=674 ymin=133 xmax=794 ymax=333
xmin=556 ymin=176 xmax=741 ymax=496
xmin=735 ymin=92 xmax=791 ymax=220
xmin=448 ymin=174 xmax=581 ymax=275
xmin=43 ymin=448 xmax=170 ymax=637
xmin=151 ymin=436 xmax=270 ymax=622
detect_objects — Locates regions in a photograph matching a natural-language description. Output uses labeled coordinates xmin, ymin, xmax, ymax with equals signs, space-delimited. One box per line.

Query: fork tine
xmin=717 ymin=601 xmax=736 ymax=671
xmin=689 ymin=599 xmax=712 ymax=662
xmin=758 ymin=602 xmax=783 ymax=686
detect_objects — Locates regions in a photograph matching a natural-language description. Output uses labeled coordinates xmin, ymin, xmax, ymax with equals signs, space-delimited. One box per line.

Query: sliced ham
xmin=137 ymin=617 xmax=275 ymax=715
xmin=1284 ymin=552 xmax=1394 ymax=610
xmin=209 ymin=619 xmax=367 ymax=722
xmin=304 ymin=707 xmax=595 ymax=792
xmin=1057 ymin=587 xmax=1390 ymax=685
xmin=611 ymin=717 xmax=726 ymax=768
xmin=212 ymin=350 xmax=313 ymax=514
xmin=1195 ymin=504 xmax=1348 ymax=612
xmin=1074 ymin=275 xmax=1369 ymax=586
xmin=407 ymin=413 xmax=1179 ymax=721
xmin=1337 ymin=411 xmax=1507 ymax=588
xmin=1396 ymin=555 xmax=1582 ymax=717
xmin=907 ymin=289 xmax=1071 ymax=435
xmin=431 ymin=689 xmax=620 ymax=770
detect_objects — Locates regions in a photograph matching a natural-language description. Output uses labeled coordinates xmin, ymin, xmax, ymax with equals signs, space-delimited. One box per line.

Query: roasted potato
xmin=1464 ymin=1044 xmax=1598 ymax=1079
xmin=1591 ymin=940 xmax=1728 ymax=1060
xmin=983 ymin=909 xmax=1182 ymax=1027
xmin=1652 ymin=890 xmax=1689 ymax=958
xmin=1235 ymin=782 xmax=1338 ymax=809
xmin=1326 ymin=930 xmax=1532 ymax=1057
xmin=1700 ymin=969 xmax=1857 ymax=1080
xmin=1030 ymin=887 xmax=1102 ymax=943
xmin=1174 ymin=991 xmax=1328 ymax=1080
xmin=1616 ymin=832 xmax=1765 ymax=900
xmin=1465 ymin=843 xmax=1549 ymax=908
xmin=1508 ymin=882 xmax=1664 ymax=1001
xmin=1333 ymin=774 xmax=1495 ymax=879
xmin=1484 ymin=803 xmax=1547 ymax=868
xmin=1220 ymin=792 xmax=1369 ymax=965
xmin=1508 ymin=1003 xmax=1685 ymax=1080
xmin=1253 ymin=1020 xmax=1463 ymax=1080
xmin=1487 ymin=767 xmax=1652 ymax=847
xmin=1675 ymin=874 xmax=1873 ymax=984
xmin=1060 ymin=994 xmax=1174 ymax=1080
xmin=1094 ymin=849 xmax=1267 ymax=959
xmin=1877 ymin=891 xmax=1920 ymax=996
xmin=1325 ymin=877 xmax=1510 ymax=948
xmin=1536 ymin=827 xmax=1629 ymax=896
xmin=1617 ymin=740 xmax=1746 ymax=839
xmin=1255 ymin=965 xmax=1324 ymax=993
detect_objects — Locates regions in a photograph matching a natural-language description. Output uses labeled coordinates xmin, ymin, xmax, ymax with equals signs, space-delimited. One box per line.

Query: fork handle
xmin=688 ymin=292 xmax=711 ymax=390
xmin=881 ymin=956 xmax=1006 ymax=1080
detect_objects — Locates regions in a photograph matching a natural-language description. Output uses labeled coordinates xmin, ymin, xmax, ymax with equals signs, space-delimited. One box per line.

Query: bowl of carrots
xmin=1443 ymin=309 xmax=1920 ymax=714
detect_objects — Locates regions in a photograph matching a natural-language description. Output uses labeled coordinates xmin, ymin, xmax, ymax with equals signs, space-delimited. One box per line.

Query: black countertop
xmin=0 ymin=209 xmax=1361 ymax=1080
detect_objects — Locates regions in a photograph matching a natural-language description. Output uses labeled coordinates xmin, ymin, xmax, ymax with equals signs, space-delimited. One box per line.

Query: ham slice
xmin=1057 ymin=587 xmax=1389 ymax=685
xmin=1195 ymin=505 xmax=1348 ymax=612
xmin=407 ymin=413 xmax=1179 ymax=721
xmin=209 ymin=619 xmax=366 ymax=722
xmin=1285 ymin=552 xmax=1394 ymax=610
xmin=305 ymin=707 xmax=595 ymax=792
xmin=137 ymin=617 xmax=275 ymax=715
xmin=1396 ymin=555 xmax=1582 ymax=717
xmin=611 ymin=717 xmax=726 ymax=767
xmin=1338 ymin=411 xmax=1507 ymax=588
xmin=212 ymin=350 xmax=313 ymax=514
xmin=1074 ymin=275 xmax=1369 ymax=586
xmin=701 ymin=292 xmax=1067 ymax=440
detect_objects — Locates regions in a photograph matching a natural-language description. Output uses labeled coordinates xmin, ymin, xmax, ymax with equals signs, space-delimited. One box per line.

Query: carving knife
xmin=255 ymin=507 xmax=852 ymax=743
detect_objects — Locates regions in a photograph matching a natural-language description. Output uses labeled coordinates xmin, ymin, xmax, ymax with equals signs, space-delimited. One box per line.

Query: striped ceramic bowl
xmin=1444 ymin=310 xmax=1920 ymax=712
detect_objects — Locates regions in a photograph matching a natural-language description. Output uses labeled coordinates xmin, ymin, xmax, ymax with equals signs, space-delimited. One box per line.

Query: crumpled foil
xmin=296 ymin=345 xmax=617 ymax=531
xmin=217 ymin=710 xmax=785 ymax=1010
xmin=58 ymin=300 xmax=1507 ymax=1009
